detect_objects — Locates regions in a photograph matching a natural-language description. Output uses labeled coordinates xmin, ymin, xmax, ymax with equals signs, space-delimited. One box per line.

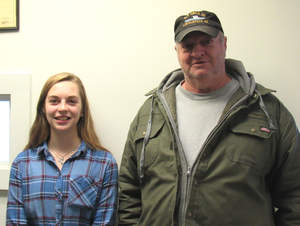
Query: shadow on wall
xmin=0 ymin=190 xmax=8 ymax=196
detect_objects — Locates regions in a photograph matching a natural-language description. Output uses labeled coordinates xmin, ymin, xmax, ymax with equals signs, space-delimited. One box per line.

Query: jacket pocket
xmin=227 ymin=117 xmax=273 ymax=174
xmin=67 ymin=175 xmax=99 ymax=209
xmin=231 ymin=118 xmax=272 ymax=139
xmin=134 ymin=113 xmax=165 ymax=167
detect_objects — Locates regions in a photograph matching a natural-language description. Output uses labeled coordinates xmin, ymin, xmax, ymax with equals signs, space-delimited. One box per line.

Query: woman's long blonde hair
xmin=24 ymin=72 xmax=107 ymax=151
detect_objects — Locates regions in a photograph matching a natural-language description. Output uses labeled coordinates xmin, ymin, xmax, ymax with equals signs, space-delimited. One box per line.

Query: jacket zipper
xmin=158 ymin=91 xmax=191 ymax=226
xmin=182 ymin=167 xmax=192 ymax=226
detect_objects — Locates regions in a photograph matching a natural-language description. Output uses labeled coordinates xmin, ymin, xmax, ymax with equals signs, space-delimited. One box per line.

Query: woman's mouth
xmin=55 ymin=116 xmax=70 ymax=121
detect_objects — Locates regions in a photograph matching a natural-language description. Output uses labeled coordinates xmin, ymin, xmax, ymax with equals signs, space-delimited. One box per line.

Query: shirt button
xmin=251 ymin=128 xmax=256 ymax=132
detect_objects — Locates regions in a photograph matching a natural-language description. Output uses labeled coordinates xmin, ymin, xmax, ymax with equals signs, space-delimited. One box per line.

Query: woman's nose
xmin=58 ymin=101 xmax=67 ymax=111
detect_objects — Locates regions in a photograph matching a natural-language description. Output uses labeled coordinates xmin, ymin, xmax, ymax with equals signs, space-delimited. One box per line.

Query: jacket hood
xmin=154 ymin=58 xmax=276 ymax=130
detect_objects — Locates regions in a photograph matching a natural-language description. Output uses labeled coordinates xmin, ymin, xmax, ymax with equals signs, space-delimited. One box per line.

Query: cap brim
xmin=175 ymin=26 xmax=219 ymax=42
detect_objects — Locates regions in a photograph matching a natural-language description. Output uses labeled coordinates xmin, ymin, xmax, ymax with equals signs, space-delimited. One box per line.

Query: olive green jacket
xmin=118 ymin=59 xmax=300 ymax=226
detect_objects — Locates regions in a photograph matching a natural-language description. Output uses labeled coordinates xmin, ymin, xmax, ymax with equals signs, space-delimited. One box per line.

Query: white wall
xmin=1 ymin=0 xmax=299 ymax=223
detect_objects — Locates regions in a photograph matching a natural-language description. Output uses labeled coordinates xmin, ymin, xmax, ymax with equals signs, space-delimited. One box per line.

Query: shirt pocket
xmin=226 ymin=117 xmax=273 ymax=175
xmin=67 ymin=175 xmax=100 ymax=209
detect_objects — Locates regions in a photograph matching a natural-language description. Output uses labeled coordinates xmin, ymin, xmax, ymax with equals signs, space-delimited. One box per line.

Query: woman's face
xmin=44 ymin=81 xmax=82 ymax=135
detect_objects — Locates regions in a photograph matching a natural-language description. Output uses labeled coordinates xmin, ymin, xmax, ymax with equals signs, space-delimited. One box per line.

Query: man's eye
xmin=183 ymin=44 xmax=193 ymax=51
xmin=201 ymin=39 xmax=212 ymax=46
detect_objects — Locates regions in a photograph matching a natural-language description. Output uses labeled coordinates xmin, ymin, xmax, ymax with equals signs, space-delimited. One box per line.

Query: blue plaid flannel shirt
xmin=6 ymin=141 xmax=118 ymax=225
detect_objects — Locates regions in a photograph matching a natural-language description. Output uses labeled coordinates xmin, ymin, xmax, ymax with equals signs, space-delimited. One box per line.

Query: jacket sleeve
xmin=118 ymin=114 xmax=142 ymax=226
xmin=271 ymin=102 xmax=300 ymax=226
xmin=6 ymin=159 xmax=28 ymax=225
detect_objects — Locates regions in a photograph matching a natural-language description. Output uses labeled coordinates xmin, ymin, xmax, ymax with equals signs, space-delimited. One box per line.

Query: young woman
xmin=6 ymin=73 xmax=118 ymax=225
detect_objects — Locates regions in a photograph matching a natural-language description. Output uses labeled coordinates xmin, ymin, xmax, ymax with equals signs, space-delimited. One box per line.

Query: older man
xmin=118 ymin=10 xmax=300 ymax=226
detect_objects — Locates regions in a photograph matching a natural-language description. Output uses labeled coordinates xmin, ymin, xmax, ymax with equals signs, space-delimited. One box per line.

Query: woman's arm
xmin=6 ymin=159 xmax=28 ymax=225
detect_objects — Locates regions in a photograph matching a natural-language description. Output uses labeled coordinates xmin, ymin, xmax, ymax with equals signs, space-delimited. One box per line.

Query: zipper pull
xmin=187 ymin=167 xmax=191 ymax=176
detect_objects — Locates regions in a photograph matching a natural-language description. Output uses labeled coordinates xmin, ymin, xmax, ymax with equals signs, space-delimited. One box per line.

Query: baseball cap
xmin=174 ymin=10 xmax=223 ymax=42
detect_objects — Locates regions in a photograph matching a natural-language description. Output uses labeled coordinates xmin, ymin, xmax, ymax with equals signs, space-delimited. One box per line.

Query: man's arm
xmin=272 ymin=104 xmax=300 ymax=226
xmin=118 ymin=117 xmax=142 ymax=226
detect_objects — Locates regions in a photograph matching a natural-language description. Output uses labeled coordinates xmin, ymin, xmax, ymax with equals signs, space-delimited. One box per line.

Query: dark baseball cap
xmin=174 ymin=10 xmax=223 ymax=42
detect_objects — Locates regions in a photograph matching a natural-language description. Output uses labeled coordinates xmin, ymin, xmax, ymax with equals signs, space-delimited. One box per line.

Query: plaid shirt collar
xmin=36 ymin=141 xmax=87 ymax=159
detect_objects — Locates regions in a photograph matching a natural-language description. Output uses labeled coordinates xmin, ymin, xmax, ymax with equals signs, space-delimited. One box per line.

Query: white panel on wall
xmin=0 ymin=95 xmax=10 ymax=163
xmin=0 ymin=74 xmax=31 ymax=190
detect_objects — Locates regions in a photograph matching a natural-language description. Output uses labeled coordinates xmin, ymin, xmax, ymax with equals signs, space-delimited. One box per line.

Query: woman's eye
xmin=49 ymin=99 xmax=58 ymax=104
xmin=68 ymin=99 xmax=78 ymax=105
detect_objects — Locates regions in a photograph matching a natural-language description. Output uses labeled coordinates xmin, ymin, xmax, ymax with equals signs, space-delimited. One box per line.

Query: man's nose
xmin=191 ymin=44 xmax=205 ymax=57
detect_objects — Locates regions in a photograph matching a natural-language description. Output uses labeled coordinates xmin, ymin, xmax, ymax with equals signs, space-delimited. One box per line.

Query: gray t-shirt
xmin=175 ymin=78 xmax=239 ymax=167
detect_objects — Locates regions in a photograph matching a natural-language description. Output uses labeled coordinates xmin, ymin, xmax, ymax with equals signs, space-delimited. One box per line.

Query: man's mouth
xmin=193 ymin=60 xmax=206 ymax=65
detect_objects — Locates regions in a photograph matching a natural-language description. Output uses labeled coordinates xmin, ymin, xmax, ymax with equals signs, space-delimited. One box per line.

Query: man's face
xmin=175 ymin=31 xmax=227 ymax=91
